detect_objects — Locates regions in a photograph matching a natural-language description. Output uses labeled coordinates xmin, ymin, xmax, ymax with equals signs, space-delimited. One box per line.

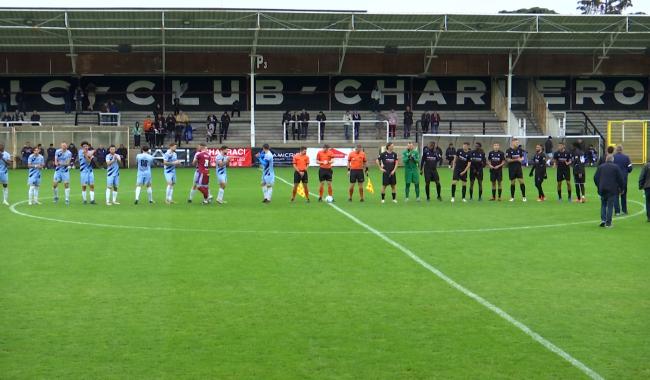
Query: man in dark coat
xmin=594 ymin=154 xmax=624 ymax=228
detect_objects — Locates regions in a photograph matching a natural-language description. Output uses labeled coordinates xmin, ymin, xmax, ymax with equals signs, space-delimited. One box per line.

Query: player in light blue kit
xmin=52 ymin=142 xmax=72 ymax=205
xmin=78 ymin=141 xmax=96 ymax=204
xmin=0 ymin=143 xmax=14 ymax=206
xmin=163 ymin=142 xmax=181 ymax=204
xmin=27 ymin=146 xmax=45 ymax=205
xmin=105 ymin=144 xmax=122 ymax=205
xmin=215 ymin=145 xmax=230 ymax=204
xmin=256 ymin=143 xmax=274 ymax=203
xmin=135 ymin=145 xmax=155 ymax=204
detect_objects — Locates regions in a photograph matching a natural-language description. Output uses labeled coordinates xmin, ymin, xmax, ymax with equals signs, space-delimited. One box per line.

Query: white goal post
xmin=283 ymin=120 xmax=390 ymax=144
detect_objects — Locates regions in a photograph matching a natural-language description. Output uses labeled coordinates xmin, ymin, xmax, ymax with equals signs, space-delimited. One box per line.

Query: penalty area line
xmin=275 ymin=174 xmax=605 ymax=380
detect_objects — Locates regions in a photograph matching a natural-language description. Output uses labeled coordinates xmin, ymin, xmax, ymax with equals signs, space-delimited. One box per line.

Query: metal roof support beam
xmin=592 ymin=20 xmax=626 ymax=74
xmin=161 ymin=11 xmax=166 ymax=75
xmin=64 ymin=11 xmax=76 ymax=74
xmin=422 ymin=16 xmax=446 ymax=74
xmin=337 ymin=14 xmax=354 ymax=74
xmin=251 ymin=12 xmax=260 ymax=56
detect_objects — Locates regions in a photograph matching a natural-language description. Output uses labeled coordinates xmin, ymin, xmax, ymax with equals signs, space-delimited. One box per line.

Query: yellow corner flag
xmin=296 ymin=182 xmax=307 ymax=198
xmin=365 ymin=176 xmax=375 ymax=194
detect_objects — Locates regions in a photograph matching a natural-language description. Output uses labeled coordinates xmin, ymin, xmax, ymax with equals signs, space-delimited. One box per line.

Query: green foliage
xmin=577 ymin=0 xmax=634 ymax=14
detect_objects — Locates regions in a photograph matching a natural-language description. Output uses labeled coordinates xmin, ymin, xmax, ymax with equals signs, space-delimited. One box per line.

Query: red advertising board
xmin=206 ymin=147 xmax=252 ymax=168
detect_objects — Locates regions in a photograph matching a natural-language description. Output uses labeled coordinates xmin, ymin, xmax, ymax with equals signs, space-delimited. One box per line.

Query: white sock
xmin=267 ymin=187 xmax=273 ymax=200
xmin=135 ymin=186 xmax=141 ymax=201
xmin=34 ymin=187 xmax=39 ymax=202
xmin=189 ymin=188 xmax=196 ymax=200
xmin=106 ymin=188 xmax=111 ymax=203
xmin=112 ymin=191 xmax=118 ymax=203
xmin=28 ymin=186 xmax=34 ymax=202
xmin=2 ymin=187 xmax=6 ymax=202
xmin=81 ymin=190 xmax=87 ymax=201
xmin=64 ymin=188 xmax=70 ymax=201
xmin=217 ymin=188 xmax=224 ymax=201
xmin=90 ymin=191 xmax=95 ymax=202
xmin=169 ymin=186 xmax=174 ymax=201
xmin=53 ymin=187 xmax=58 ymax=199
xmin=166 ymin=185 xmax=171 ymax=201
xmin=262 ymin=186 xmax=267 ymax=199
xmin=147 ymin=187 xmax=153 ymax=202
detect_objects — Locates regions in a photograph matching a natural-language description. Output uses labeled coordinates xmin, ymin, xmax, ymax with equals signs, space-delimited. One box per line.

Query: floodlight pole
xmin=250 ymin=55 xmax=257 ymax=148
xmin=507 ymin=52 xmax=513 ymax=134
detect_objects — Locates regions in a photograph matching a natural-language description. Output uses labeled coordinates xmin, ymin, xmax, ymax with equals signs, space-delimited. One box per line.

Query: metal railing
xmin=282 ymin=120 xmax=390 ymax=144
xmin=2 ymin=121 xmax=42 ymax=127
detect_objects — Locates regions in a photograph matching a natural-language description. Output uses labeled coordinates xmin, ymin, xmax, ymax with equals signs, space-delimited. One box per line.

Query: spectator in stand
xmin=2 ymin=112 xmax=12 ymax=126
xmin=291 ymin=111 xmax=299 ymax=141
xmin=21 ymin=142 xmax=33 ymax=167
xmin=108 ymin=100 xmax=119 ymax=124
xmin=445 ymin=143 xmax=456 ymax=168
xmin=73 ymin=86 xmax=84 ymax=113
xmin=95 ymin=145 xmax=107 ymax=168
xmin=86 ymin=82 xmax=96 ymax=111
xmin=316 ymin=111 xmax=326 ymax=141
xmin=155 ymin=115 xmax=166 ymax=147
xmin=153 ymin=103 xmax=163 ymax=119
xmin=15 ymin=87 xmax=25 ymax=113
xmin=231 ymin=100 xmax=241 ymax=118
xmin=116 ymin=144 xmax=128 ymax=168
xmin=387 ymin=109 xmax=397 ymax=139
xmin=282 ymin=110 xmax=292 ymax=141
xmin=0 ymin=88 xmax=8 ymax=113
xmin=133 ymin=122 xmax=142 ymax=148
xmin=12 ymin=109 xmax=25 ymax=125
xmin=371 ymin=85 xmax=381 ymax=113
xmin=175 ymin=111 xmax=191 ymax=144
xmin=299 ymin=109 xmax=310 ymax=140
xmin=403 ymin=106 xmax=413 ymax=139
xmin=165 ymin=113 xmax=176 ymax=139
xmin=143 ymin=115 xmax=154 ymax=146
xmin=220 ymin=111 xmax=231 ymax=142
xmin=174 ymin=117 xmax=184 ymax=147
xmin=420 ymin=111 xmax=431 ymax=134
xmin=342 ymin=110 xmax=353 ymax=140
xmin=431 ymin=112 xmax=440 ymax=134
xmin=46 ymin=144 xmax=56 ymax=169
xmin=613 ymin=145 xmax=632 ymax=216
xmin=206 ymin=114 xmax=217 ymax=143
xmin=30 ymin=110 xmax=40 ymax=126
xmin=352 ymin=110 xmax=361 ymax=141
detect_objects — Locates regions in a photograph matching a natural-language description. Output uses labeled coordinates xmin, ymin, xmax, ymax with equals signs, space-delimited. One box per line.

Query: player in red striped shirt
xmin=188 ymin=143 xmax=212 ymax=205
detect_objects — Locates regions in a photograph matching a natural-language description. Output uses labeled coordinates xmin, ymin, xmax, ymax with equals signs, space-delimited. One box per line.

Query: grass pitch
xmin=1 ymin=166 xmax=649 ymax=379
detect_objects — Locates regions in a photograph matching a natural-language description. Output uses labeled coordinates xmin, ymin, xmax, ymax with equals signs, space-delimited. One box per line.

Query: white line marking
xmin=275 ymin=175 xmax=606 ymax=380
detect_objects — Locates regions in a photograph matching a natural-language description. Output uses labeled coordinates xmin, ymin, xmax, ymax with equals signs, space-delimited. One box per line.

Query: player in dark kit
xmin=487 ymin=142 xmax=506 ymax=201
xmin=529 ymin=144 xmax=547 ymax=201
xmin=376 ymin=142 xmax=399 ymax=203
xmin=469 ymin=142 xmax=486 ymax=201
xmin=553 ymin=142 xmax=572 ymax=201
xmin=505 ymin=138 xmax=527 ymax=202
xmin=451 ymin=142 xmax=471 ymax=203
xmin=572 ymin=142 xmax=586 ymax=203
xmin=420 ymin=141 xmax=442 ymax=201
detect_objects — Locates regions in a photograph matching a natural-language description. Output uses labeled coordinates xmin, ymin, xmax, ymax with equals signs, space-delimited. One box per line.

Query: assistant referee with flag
xmin=291 ymin=146 xmax=310 ymax=202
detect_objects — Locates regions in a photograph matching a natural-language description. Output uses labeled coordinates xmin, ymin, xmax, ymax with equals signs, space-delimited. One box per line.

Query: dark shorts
xmin=508 ymin=166 xmax=523 ymax=180
xmin=382 ymin=171 xmax=397 ymax=186
xmin=319 ymin=168 xmax=333 ymax=182
xmin=349 ymin=169 xmax=365 ymax=183
xmin=470 ymin=167 xmax=483 ymax=181
xmin=573 ymin=169 xmax=585 ymax=183
xmin=453 ymin=169 xmax=467 ymax=182
xmin=557 ymin=167 xmax=570 ymax=182
xmin=490 ymin=169 xmax=503 ymax=182
xmin=293 ymin=170 xmax=308 ymax=184
xmin=423 ymin=169 xmax=439 ymax=182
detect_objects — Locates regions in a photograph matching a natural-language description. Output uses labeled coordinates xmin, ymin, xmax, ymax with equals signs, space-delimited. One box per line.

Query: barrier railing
xmin=282 ymin=120 xmax=390 ymax=144
xmin=2 ymin=121 xmax=42 ymax=127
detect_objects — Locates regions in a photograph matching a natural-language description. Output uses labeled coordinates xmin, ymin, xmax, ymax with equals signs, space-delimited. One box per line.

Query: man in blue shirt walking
xmin=612 ymin=145 xmax=632 ymax=215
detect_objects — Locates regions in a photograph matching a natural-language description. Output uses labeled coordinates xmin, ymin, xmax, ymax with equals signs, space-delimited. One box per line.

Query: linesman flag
xmin=296 ymin=182 xmax=307 ymax=198
xmin=365 ymin=176 xmax=375 ymax=194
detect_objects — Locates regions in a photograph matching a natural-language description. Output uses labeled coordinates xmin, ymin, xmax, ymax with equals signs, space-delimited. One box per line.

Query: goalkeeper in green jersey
xmin=402 ymin=142 xmax=421 ymax=201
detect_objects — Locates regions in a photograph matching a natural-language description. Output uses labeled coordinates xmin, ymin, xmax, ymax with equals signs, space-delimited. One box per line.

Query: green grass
xmin=1 ymin=166 xmax=649 ymax=379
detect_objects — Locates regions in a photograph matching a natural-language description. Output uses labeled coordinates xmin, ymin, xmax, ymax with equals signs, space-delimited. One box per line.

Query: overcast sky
xmin=12 ymin=0 xmax=649 ymax=14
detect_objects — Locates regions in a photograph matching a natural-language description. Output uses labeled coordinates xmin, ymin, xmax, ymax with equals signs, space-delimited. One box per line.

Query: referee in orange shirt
xmin=291 ymin=146 xmax=310 ymax=202
xmin=347 ymin=144 xmax=368 ymax=202
xmin=316 ymin=144 xmax=335 ymax=202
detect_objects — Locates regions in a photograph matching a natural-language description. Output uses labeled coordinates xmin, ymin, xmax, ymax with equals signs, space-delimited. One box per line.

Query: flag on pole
xmin=296 ymin=182 xmax=307 ymax=198
xmin=365 ymin=176 xmax=375 ymax=194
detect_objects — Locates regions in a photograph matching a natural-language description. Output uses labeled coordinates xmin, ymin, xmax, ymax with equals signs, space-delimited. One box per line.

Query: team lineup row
xmin=0 ymin=137 xmax=594 ymax=206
